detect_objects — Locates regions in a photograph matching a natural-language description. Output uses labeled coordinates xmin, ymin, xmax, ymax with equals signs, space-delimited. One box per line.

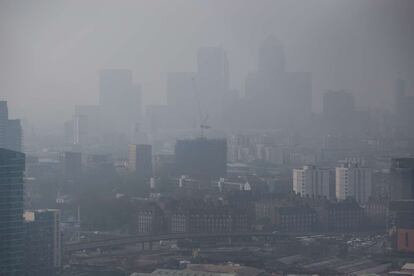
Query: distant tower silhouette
xmin=258 ymin=36 xmax=286 ymax=74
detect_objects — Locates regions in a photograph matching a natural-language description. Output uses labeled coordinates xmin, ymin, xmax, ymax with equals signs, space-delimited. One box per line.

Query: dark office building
xmin=175 ymin=138 xmax=227 ymax=179
xmin=0 ymin=101 xmax=23 ymax=152
xmin=0 ymin=148 xmax=25 ymax=275
xmin=60 ymin=151 xmax=82 ymax=195
xmin=390 ymin=158 xmax=414 ymax=201
xmin=128 ymin=144 xmax=153 ymax=179
xmin=24 ymin=209 xmax=61 ymax=276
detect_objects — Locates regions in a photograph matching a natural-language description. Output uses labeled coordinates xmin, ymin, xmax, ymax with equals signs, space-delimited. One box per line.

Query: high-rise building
xmin=166 ymin=72 xmax=198 ymax=129
xmin=196 ymin=47 xmax=230 ymax=127
xmin=0 ymin=101 xmax=23 ymax=152
xmin=128 ymin=144 xmax=153 ymax=179
xmin=60 ymin=151 xmax=82 ymax=195
xmin=175 ymin=138 xmax=227 ymax=179
xmin=336 ymin=163 xmax=372 ymax=205
xmin=0 ymin=148 xmax=25 ymax=275
xmin=244 ymin=37 xmax=312 ymax=130
xmin=322 ymin=90 xmax=356 ymax=135
xmin=393 ymin=78 xmax=414 ymax=138
xmin=6 ymin=119 xmax=22 ymax=152
xmin=99 ymin=69 xmax=142 ymax=135
xmin=390 ymin=158 xmax=414 ymax=201
xmin=293 ymin=165 xmax=334 ymax=199
xmin=23 ymin=209 xmax=61 ymax=276
xmin=0 ymin=101 xmax=8 ymax=148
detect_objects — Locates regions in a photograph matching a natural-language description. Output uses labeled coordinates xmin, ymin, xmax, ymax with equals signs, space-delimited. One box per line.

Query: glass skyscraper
xmin=0 ymin=148 xmax=25 ymax=275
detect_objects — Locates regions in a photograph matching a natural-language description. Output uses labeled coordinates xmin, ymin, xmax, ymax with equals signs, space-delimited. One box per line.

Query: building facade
xmin=0 ymin=101 xmax=22 ymax=152
xmin=0 ymin=148 xmax=25 ymax=275
xmin=336 ymin=163 xmax=372 ymax=205
xmin=128 ymin=144 xmax=153 ymax=179
xmin=23 ymin=209 xmax=61 ymax=276
xmin=293 ymin=165 xmax=333 ymax=199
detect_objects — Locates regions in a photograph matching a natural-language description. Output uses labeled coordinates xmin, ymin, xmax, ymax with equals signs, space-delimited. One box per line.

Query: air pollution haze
xmin=1 ymin=0 xmax=413 ymax=132
xmin=2 ymin=1 xmax=414 ymax=276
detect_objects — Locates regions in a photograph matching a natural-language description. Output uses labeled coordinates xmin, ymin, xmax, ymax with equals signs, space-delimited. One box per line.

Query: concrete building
xmin=0 ymin=148 xmax=25 ymax=275
xmin=390 ymin=158 xmax=414 ymax=201
xmin=275 ymin=206 xmax=317 ymax=232
xmin=24 ymin=209 xmax=61 ymax=276
xmin=336 ymin=163 xmax=372 ymax=205
xmin=293 ymin=165 xmax=333 ymax=199
xmin=175 ymin=138 xmax=227 ymax=179
xmin=129 ymin=144 xmax=153 ymax=179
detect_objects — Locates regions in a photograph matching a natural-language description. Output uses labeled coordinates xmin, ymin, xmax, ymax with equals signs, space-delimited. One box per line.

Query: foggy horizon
xmin=1 ymin=0 xmax=414 ymax=132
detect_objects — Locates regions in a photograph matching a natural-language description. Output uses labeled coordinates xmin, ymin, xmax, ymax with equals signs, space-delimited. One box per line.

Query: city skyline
xmin=1 ymin=0 xmax=414 ymax=132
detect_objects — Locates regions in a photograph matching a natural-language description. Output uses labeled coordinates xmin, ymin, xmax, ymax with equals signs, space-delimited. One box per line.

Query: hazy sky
xmin=1 ymin=0 xmax=413 ymax=131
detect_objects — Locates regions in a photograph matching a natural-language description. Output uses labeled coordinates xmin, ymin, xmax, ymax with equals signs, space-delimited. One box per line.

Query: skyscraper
xmin=128 ymin=144 xmax=153 ymax=179
xmin=293 ymin=165 xmax=334 ymax=199
xmin=0 ymin=101 xmax=22 ymax=152
xmin=336 ymin=163 xmax=372 ymax=205
xmin=390 ymin=158 xmax=414 ymax=201
xmin=99 ymin=69 xmax=142 ymax=135
xmin=166 ymin=72 xmax=197 ymax=129
xmin=0 ymin=148 xmax=25 ymax=275
xmin=0 ymin=101 xmax=8 ymax=149
xmin=244 ymin=37 xmax=312 ymax=130
xmin=23 ymin=209 xmax=61 ymax=276
xmin=196 ymin=47 xmax=230 ymax=127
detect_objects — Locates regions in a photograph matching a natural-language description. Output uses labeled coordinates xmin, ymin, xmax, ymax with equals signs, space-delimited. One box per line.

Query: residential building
xmin=336 ymin=162 xmax=372 ymax=205
xmin=293 ymin=165 xmax=333 ymax=199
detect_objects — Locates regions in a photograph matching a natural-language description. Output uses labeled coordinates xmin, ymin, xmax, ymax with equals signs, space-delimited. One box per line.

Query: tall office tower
xmin=336 ymin=163 xmax=372 ymax=205
xmin=0 ymin=101 xmax=7 ymax=148
xmin=390 ymin=158 xmax=414 ymax=201
xmin=196 ymin=47 xmax=230 ymax=127
xmin=60 ymin=151 xmax=82 ymax=194
xmin=166 ymin=72 xmax=198 ymax=129
xmin=394 ymin=78 xmax=414 ymax=138
xmin=23 ymin=209 xmax=61 ymax=276
xmin=258 ymin=36 xmax=285 ymax=74
xmin=322 ymin=90 xmax=356 ymax=135
xmin=175 ymin=138 xmax=227 ymax=179
xmin=99 ymin=69 xmax=142 ymax=136
xmin=293 ymin=165 xmax=334 ymax=199
xmin=0 ymin=101 xmax=23 ymax=152
xmin=0 ymin=148 xmax=25 ymax=275
xmin=128 ymin=144 xmax=153 ymax=179
xmin=245 ymin=36 xmax=312 ymax=130
xmin=73 ymin=114 xmax=88 ymax=146
xmin=5 ymin=119 xmax=22 ymax=152
xmin=73 ymin=105 xmax=101 ymax=146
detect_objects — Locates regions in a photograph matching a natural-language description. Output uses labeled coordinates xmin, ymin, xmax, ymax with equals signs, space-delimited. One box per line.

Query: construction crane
xmin=192 ymin=77 xmax=210 ymax=138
